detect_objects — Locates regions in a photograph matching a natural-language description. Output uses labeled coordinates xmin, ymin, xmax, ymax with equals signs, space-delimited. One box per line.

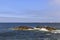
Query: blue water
xmin=0 ymin=23 xmax=60 ymax=40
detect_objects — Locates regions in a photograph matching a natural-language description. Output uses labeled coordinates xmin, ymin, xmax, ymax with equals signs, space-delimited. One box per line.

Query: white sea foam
xmin=10 ymin=27 xmax=60 ymax=34
xmin=27 ymin=28 xmax=49 ymax=32
xmin=51 ymin=30 xmax=60 ymax=33
xmin=28 ymin=28 xmax=60 ymax=34
xmin=27 ymin=29 xmax=34 ymax=30
xmin=39 ymin=28 xmax=49 ymax=32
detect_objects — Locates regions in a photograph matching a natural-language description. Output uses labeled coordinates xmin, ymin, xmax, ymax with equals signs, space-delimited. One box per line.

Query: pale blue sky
xmin=0 ymin=0 xmax=60 ymax=22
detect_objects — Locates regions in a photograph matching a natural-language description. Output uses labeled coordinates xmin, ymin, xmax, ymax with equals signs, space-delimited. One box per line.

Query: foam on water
xmin=51 ymin=30 xmax=60 ymax=33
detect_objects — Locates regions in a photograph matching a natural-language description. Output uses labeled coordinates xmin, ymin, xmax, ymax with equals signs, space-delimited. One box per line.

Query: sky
xmin=0 ymin=0 xmax=60 ymax=22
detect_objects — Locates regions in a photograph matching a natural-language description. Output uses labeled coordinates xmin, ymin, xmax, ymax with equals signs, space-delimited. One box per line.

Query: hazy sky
xmin=0 ymin=0 xmax=60 ymax=22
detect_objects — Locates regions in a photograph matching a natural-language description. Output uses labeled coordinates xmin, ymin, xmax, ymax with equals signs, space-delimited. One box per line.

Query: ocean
xmin=0 ymin=23 xmax=60 ymax=40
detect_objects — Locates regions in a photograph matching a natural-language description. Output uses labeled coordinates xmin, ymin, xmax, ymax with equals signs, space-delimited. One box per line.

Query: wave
xmin=27 ymin=29 xmax=60 ymax=34
xmin=51 ymin=30 xmax=60 ymax=33
xmin=10 ymin=28 xmax=60 ymax=34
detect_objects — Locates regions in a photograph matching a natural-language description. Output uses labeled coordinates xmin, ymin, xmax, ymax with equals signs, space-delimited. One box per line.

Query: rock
xmin=45 ymin=27 xmax=56 ymax=31
xmin=13 ymin=26 xmax=33 ymax=30
xmin=36 ymin=26 xmax=56 ymax=31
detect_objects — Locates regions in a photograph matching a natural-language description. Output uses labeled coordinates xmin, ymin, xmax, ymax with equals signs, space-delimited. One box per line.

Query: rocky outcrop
xmin=45 ymin=27 xmax=56 ymax=31
xmin=12 ymin=25 xmax=56 ymax=31
xmin=36 ymin=26 xmax=56 ymax=31
xmin=13 ymin=26 xmax=33 ymax=30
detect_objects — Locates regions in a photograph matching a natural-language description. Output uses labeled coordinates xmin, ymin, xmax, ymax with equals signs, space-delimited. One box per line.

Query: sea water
xmin=0 ymin=23 xmax=60 ymax=40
